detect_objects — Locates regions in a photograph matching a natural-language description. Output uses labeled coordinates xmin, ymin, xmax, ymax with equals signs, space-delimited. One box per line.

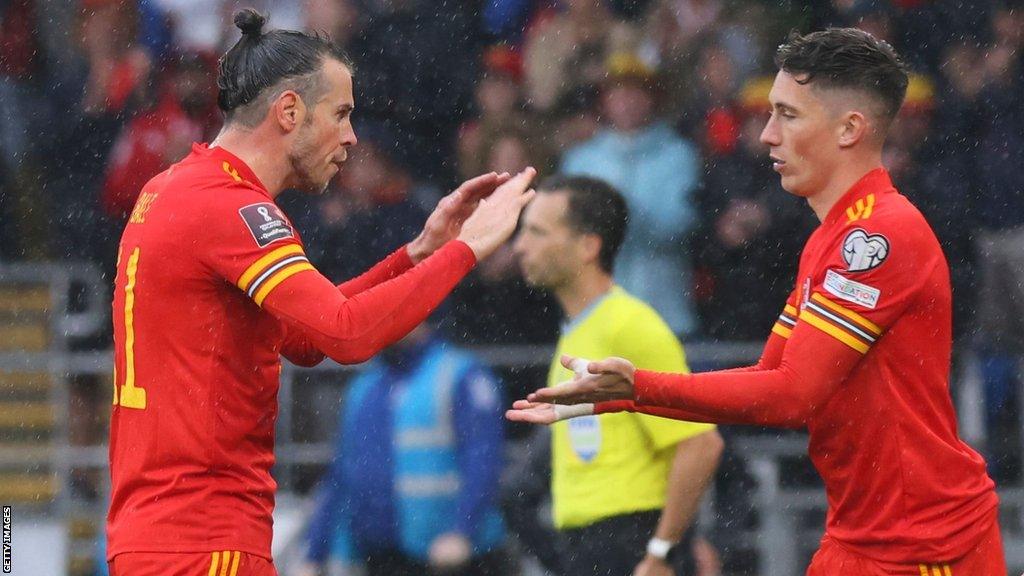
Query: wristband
xmin=553 ymin=403 xmax=595 ymax=421
xmin=646 ymin=537 xmax=675 ymax=560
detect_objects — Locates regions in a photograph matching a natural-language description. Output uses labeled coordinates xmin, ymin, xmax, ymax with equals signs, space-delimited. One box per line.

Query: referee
xmin=513 ymin=176 xmax=723 ymax=576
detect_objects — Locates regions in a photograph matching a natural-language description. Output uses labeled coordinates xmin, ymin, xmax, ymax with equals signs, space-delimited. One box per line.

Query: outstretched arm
xmin=511 ymin=313 xmax=866 ymax=429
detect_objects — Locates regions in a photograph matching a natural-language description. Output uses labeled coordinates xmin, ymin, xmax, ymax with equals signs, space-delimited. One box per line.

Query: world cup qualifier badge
xmin=842 ymin=228 xmax=889 ymax=272
xmin=239 ymin=203 xmax=295 ymax=247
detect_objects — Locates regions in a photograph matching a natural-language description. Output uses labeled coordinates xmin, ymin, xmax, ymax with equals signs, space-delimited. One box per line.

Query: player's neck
xmin=806 ymin=151 xmax=884 ymax=221
xmin=211 ymin=128 xmax=290 ymax=198
xmin=556 ymin=270 xmax=614 ymax=320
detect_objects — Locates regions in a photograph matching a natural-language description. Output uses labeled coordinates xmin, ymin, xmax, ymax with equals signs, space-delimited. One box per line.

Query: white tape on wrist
xmin=646 ymin=537 xmax=674 ymax=560
xmin=553 ymin=403 xmax=595 ymax=421
xmin=570 ymin=358 xmax=592 ymax=377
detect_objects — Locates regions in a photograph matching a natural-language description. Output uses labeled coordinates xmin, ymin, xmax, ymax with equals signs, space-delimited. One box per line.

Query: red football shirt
xmin=604 ymin=168 xmax=998 ymax=563
xmin=108 ymin=143 xmax=476 ymax=559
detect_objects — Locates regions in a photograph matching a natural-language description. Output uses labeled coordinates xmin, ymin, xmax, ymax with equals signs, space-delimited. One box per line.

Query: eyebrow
xmin=771 ymin=101 xmax=798 ymax=113
xmin=337 ymin=104 xmax=354 ymax=113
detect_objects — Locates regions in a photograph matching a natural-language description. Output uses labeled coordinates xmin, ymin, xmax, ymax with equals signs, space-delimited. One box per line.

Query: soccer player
xmin=508 ymin=28 xmax=1006 ymax=574
xmin=512 ymin=176 xmax=723 ymax=576
xmin=107 ymin=10 xmax=535 ymax=576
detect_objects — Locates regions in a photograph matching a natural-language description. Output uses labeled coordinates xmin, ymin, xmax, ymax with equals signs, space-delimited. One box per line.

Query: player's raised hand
xmin=526 ymin=354 xmax=637 ymax=404
xmin=457 ymin=167 xmax=537 ymax=260
xmin=407 ymin=171 xmax=512 ymax=263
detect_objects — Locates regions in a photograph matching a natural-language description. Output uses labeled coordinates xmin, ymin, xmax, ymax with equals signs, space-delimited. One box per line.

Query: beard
xmin=288 ymin=128 xmax=334 ymax=194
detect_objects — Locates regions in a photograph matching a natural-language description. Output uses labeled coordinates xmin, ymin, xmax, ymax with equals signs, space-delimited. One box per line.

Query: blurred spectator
xmin=644 ymin=0 xmax=722 ymax=56
xmin=80 ymin=1 xmax=152 ymax=115
xmin=971 ymin=4 xmax=1024 ymax=484
xmin=676 ymin=42 xmax=738 ymax=143
xmin=446 ymin=125 xmax=561 ymax=345
xmin=297 ymin=122 xmax=437 ymax=283
xmin=347 ymin=0 xmax=481 ymax=184
xmin=458 ymin=46 xmax=540 ymax=180
xmin=561 ymin=55 xmax=701 ymax=335
xmin=300 ymin=323 xmax=508 ymax=576
xmin=0 ymin=0 xmax=51 ymax=259
xmin=523 ymin=0 xmax=640 ymax=111
xmin=692 ymin=76 xmax=812 ymax=340
xmin=547 ymin=86 xmax=603 ymax=152
xmin=102 ymin=52 xmax=219 ymax=219
xmin=303 ymin=0 xmax=363 ymax=49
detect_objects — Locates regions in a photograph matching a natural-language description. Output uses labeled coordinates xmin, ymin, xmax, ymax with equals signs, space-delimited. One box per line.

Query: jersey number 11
xmin=113 ymin=247 xmax=147 ymax=409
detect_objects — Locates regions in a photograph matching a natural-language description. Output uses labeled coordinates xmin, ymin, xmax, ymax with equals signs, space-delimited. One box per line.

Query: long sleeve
xmin=628 ymin=317 xmax=864 ymax=428
xmin=262 ymin=241 xmax=476 ymax=364
xmin=336 ymin=244 xmax=414 ymax=297
xmin=594 ymin=297 xmax=792 ymax=421
xmin=279 ymin=245 xmax=415 ymax=366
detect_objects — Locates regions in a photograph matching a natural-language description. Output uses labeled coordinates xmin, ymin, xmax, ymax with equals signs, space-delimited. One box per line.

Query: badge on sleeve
xmin=239 ymin=203 xmax=295 ymax=247
xmin=842 ymin=228 xmax=889 ymax=272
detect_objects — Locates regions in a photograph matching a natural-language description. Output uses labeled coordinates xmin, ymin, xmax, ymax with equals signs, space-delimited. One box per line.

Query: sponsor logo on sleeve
xmin=842 ymin=228 xmax=889 ymax=272
xmin=239 ymin=203 xmax=295 ymax=248
xmin=823 ymin=269 xmax=881 ymax=309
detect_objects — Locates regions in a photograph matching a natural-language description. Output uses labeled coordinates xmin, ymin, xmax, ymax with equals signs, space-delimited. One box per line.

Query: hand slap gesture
xmin=506 ymin=354 xmax=637 ymax=424
xmin=408 ymin=171 xmax=512 ymax=263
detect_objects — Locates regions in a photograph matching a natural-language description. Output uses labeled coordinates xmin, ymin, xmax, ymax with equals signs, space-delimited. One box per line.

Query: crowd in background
xmin=2 ymin=0 xmax=1023 ymax=497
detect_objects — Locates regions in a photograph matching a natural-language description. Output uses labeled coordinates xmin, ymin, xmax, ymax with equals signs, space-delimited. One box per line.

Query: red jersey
xmin=604 ymin=168 xmax=998 ymax=563
xmin=108 ymin=143 xmax=476 ymax=560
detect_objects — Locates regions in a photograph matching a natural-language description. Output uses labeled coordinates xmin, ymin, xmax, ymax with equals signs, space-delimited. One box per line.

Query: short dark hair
xmin=774 ymin=28 xmax=909 ymax=124
xmin=537 ymin=175 xmax=629 ymax=274
xmin=217 ymin=9 xmax=353 ymax=126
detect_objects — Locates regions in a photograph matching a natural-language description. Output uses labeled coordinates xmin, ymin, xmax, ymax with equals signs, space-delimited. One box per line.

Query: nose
xmin=760 ymin=114 xmax=780 ymax=147
xmin=343 ymin=124 xmax=357 ymax=148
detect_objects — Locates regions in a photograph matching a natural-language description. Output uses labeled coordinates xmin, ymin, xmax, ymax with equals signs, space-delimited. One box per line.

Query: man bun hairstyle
xmin=775 ymin=28 xmax=909 ymax=125
xmin=537 ymin=175 xmax=629 ymax=274
xmin=217 ymin=8 xmax=353 ymax=126
xmin=234 ymin=8 xmax=266 ymax=37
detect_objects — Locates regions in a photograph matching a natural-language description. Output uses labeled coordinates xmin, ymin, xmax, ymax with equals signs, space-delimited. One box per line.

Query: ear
xmin=272 ymin=90 xmax=306 ymax=134
xmin=837 ymin=110 xmax=868 ymax=148
xmin=579 ymin=233 xmax=602 ymax=266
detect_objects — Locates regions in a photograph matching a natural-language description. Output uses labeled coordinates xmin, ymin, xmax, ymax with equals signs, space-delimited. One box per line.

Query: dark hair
xmin=537 ymin=175 xmax=629 ymax=274
xmin=774 ymin=28 xmax=909 ymax=124
xmin=217 ymin=9 xmax=353 ymax=126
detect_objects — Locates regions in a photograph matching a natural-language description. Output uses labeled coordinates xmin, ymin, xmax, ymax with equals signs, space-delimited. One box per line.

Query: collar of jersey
xmin=822 ymin=166 xmax=894 ymax=227
xmin=192 ymin=142 xmax=270 ymax=195
xmin=561 ymin=285 xmax=619 ymax=335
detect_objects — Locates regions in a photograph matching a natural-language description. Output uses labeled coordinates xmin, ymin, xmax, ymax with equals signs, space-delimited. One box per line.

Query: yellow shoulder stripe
xmin=237 ymin=244 xmax=305 ymax=291
xmin=799 ymin=309 xmax=870 ymax=353
xmin=810 ymin=292 xmax=881 ymax=335
xmin=771 ymin=323 xmax=793 ymax=339
xmin=253 ymin=262 xmax=316 ymax=306
xmin=783 ymin=304 xmax=798 ymax=316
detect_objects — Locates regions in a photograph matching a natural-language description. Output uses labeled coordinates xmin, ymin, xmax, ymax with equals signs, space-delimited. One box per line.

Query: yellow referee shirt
xmin=549 ymin=286 xmax=715 ymax=529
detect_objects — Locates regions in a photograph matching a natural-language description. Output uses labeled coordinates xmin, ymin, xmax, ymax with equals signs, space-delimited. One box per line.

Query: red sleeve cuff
xmin=445 ymin=240 xmax=478 ymax=270
xmin=595 ymin=400 xmax=635 ymax=414
xmin=396 ymin=243 xmax=415 ymax=269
